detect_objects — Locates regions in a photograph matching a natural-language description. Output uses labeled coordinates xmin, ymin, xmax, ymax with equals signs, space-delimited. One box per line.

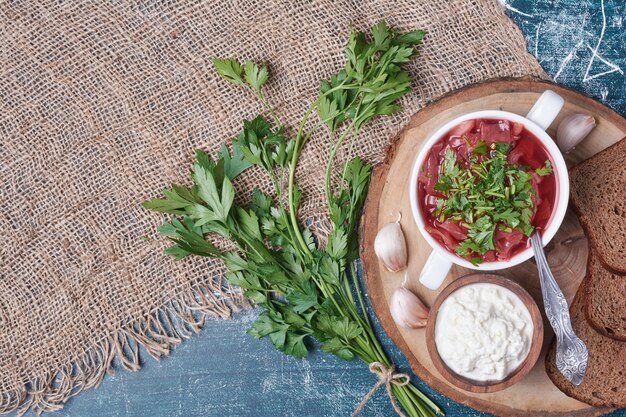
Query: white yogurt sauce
xmin=434 ymin=283 xmax=533 ymax=381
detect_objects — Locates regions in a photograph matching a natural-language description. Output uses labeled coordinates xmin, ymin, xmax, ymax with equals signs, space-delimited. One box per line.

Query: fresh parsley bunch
xmin=144 ymin=21 xmax=440 ymax=417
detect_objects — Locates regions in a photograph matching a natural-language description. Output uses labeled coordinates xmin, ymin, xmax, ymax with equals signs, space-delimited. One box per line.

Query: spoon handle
xmin=530 ymin=233 xmax=588 ymax=385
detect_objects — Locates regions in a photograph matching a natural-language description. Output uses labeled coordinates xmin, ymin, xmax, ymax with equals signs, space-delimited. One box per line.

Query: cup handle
xmin=525 ymin=90 xmax=565 ymax=131
xmin=419 ymin=251 xmax=453 ymax=290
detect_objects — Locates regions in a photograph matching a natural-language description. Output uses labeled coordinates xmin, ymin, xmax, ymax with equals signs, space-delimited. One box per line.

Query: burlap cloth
xmin=0 ymin=0 xmax=547 ymax=414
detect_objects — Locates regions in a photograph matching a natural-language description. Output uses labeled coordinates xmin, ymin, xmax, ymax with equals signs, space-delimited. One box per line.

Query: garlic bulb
xmin=556 ymin=113 xmax=596 ymax=153
xmin=389 ymin=287 xmax=429 ymax=329
xmin=374 ymin=214 xmax=407 ymax=272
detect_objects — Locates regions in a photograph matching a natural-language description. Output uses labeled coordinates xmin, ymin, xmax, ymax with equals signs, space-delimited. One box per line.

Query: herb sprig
xmin=144 ymin=22 xmax=440 ymax=417
xmin=433 ymin=141 xmax=552 ymax=264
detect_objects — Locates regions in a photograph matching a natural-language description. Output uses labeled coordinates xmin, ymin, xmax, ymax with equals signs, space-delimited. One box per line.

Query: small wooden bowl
xmin=425 ymin=273 xmax=543 ymax=393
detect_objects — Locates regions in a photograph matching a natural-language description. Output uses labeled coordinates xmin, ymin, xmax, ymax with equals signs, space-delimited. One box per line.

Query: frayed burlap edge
xmin=2 ymin=284 xmax=251 ymax=416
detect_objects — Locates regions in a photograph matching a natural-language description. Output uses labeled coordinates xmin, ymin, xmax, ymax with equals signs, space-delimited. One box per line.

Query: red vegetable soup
xmin=417 ymin=118 xmax=558 ymax=265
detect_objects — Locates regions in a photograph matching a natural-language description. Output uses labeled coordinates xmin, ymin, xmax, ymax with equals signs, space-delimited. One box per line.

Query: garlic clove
xmin=389 ymin=287 xmax=429 ymax=329
xmin=374 ymin=218 xmax=407 ymax=272
xmin=556 ymin=113 xmax=596 ymax=153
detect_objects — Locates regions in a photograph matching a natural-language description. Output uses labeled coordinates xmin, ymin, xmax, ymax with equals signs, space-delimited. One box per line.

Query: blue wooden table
xmin=19 ymin=1 xmax=625 ymax=416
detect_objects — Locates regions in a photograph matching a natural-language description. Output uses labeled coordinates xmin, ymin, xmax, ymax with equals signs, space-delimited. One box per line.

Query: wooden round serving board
xmin=360 ymin=78 xmax=626 ymax=417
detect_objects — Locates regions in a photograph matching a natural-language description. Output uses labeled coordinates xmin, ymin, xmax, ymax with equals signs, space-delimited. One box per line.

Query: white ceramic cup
xmin=409 ymin=90 xmax=569 ymax=290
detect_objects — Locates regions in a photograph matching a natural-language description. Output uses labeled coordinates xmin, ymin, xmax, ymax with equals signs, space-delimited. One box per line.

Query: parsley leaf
xmin=536 ymin=160 xmax=552 ymax=176
xmin=220 ymin=144 xmax=252 ymax=180
xmin=473 ymin=139 xmax=488 ymax=156
xmin=244 ymin=60 xmax=269 ymax=92
xmin=212 ymin=59 xmax=244 ymax=85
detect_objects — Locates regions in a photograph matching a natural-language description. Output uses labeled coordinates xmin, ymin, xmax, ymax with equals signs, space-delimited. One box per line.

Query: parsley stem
xmin=340 ymin=127 xmax=359 ymax=183
xmin=285 ymin=83 xmax=348 ymax=255
xmin=407 ymin=384 xmax=443 ymax=415
xmin=336 ymin=272 xmax=376 ymax=351
xmin=311 ymin=272 xmax=348 ymax=325
xmin=266 ymin=162 xmax=282 ymax=201
xmin=287 ymin=100 xmax=321 ymax=256
xmin=394 ymin=385 xmax=420 ymax=417
xmin=287 ymin=80 xmax=356 ymax=255
xmin=245 ymin=85 xmax=281 ymax=128
xmin=324 ymin=119 xmax=357 ymax=207
xmin=342 ymin=271 xmax=356 ymax=307
xmin=349 ymin=344 xmax=372 ymax=361
xmin=485 ymin=191 xmax=505 ymax=198
xmin=350 ymin=262 xmax=372 ymax=329
xmin=340 ymin=265 xmax=389 ymax=366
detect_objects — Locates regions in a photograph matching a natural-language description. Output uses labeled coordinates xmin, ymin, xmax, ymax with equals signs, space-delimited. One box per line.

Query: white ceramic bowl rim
xmin=408 ymin=110 xmax=569 ymax=271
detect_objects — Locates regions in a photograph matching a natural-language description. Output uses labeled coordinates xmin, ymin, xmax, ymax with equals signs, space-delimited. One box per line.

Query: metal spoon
xmin=530 ymin=232 xmax=588 ymax=386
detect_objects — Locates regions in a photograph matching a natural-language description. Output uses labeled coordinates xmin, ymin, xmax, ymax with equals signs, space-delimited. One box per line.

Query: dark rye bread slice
xmin=546 ymin=279 xmax=626 ymax=408
xmin=584 ymin=249 xmax=626 ymax=340
xmin=569 ymin=137 xmax=626 ymax=273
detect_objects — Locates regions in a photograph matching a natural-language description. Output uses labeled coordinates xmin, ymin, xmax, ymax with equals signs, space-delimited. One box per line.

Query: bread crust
xmin=568 ymin=137 xmax=626 ymax=274
xmin=546 ymin=279 xmax=626 ymax=408
xmin=583 ymin=249 xmax=626 ymax=341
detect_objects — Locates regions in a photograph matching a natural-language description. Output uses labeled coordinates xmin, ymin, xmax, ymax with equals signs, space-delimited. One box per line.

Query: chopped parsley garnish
xmin=433 ymin=143 xmax=552 ymax=264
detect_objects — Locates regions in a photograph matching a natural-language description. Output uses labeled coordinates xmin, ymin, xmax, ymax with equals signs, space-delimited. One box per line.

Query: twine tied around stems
xmin=351 ymin=361 xmax=411 ymax=417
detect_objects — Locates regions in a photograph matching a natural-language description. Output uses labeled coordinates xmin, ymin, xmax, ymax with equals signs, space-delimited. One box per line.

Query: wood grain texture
xmin=425 ymin=274 xmax=543 ymax=394
xmin=359 ymin=78 xmax=626 ymax=417
xmin=11 ymin=1 xmax=626 ymax=417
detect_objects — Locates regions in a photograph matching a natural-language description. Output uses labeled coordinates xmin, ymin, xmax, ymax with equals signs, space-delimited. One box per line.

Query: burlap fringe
xmin=0 ymin=285 xmax=251 ymax=416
